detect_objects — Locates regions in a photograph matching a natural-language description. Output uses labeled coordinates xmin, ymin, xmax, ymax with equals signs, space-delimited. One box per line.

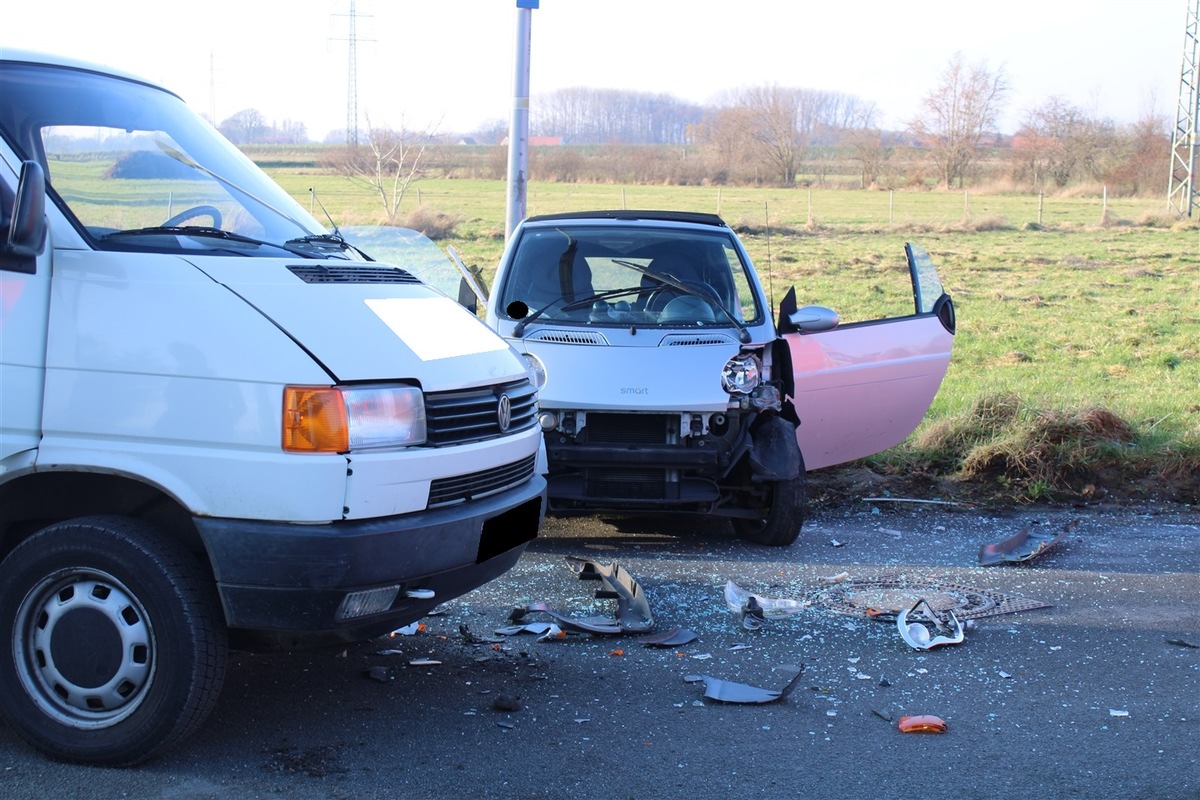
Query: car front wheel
xmin=0 ymin=515 xmax=228 ymax=766
xmin=731 ymin=472 xmax=807 ymax=547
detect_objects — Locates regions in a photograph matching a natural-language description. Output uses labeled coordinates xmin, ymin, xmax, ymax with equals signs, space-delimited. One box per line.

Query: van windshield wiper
xmin=101 ymin=226 xmax=318 ymax=258
xmin=285 ymin=232 xmax=370 ymax=260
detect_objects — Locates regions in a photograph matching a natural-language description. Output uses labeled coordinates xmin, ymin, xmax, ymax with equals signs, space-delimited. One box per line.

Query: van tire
xmin=0 ymin=515 xmax=228 ymax=766
xmin=732 ymin=474 xmax=807 ymax=547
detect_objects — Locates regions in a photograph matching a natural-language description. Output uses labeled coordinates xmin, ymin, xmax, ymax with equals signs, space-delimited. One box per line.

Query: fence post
xmin=889 ymin=190 xmax=894 ymax=225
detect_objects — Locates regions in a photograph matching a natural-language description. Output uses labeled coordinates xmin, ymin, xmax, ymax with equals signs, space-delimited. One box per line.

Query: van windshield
xmin=498 ymin=224 xmax=763 ymax=330
xmin=0 ymin=61 xmax=328 ymax=255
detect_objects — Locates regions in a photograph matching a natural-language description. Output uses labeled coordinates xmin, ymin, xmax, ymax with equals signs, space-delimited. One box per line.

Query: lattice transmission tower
xmin=1168 ymin=0 xmax=1200 ymax=217
xmin=345 ymin=0 xmax=359 ymax=146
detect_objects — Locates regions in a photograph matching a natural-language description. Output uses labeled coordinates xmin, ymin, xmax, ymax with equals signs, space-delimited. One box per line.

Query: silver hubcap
xmin=14 ymin=569 xmax=155 ymax=729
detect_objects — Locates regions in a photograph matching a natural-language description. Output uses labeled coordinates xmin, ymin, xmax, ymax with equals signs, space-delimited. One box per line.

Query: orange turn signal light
xmin=898 ymin=714 xmax=948 ymax=733
xmin=283 ymin=387 xmax=349 ymax=453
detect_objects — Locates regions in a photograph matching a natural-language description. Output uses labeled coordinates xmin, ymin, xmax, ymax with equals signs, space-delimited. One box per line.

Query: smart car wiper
xmin=512 ymin=296 xmax=565 ymax=337
xmin=512 ymin=285 xmax=650 ymax=337
xmin=611 ymin=259 xmax=750 ymax=342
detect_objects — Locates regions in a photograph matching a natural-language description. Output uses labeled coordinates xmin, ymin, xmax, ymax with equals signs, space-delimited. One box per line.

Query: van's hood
xmin=189 ymin=256 xmax=521 ymax=386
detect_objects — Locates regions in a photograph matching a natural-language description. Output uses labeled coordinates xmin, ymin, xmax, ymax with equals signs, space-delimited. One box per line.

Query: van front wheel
xmin=0 ymin=515 xmax=228 ymax=766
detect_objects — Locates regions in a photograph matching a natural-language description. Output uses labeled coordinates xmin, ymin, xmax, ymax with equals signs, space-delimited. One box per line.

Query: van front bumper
xmin=195 ymin=476 xmax=545 ymax=646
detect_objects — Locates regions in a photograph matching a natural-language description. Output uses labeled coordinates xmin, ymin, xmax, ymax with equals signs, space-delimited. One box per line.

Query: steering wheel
xmin=646 ymin=283 xmax=719 ymax=314
xmin=163 ymin=204 xmax=223 ymax=228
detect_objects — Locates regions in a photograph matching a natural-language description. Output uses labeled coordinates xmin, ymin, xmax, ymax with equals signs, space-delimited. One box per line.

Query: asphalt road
xmin=2 ymin=502 xmax=1198 ymax=800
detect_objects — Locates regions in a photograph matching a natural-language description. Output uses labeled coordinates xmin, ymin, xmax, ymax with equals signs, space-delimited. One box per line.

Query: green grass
xmin=265 ymin=171 xmax=1200 ymax=505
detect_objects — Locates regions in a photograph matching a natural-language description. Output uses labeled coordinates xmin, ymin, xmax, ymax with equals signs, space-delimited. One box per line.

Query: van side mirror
xmin=2 ymin=160 xmax=48 ymax=270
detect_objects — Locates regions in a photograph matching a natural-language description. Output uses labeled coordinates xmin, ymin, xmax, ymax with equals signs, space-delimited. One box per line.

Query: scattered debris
xmin=685 ymin=666 xmax=804 ymax=704
xmin=724 ymin=580 xmax=811 ymax=619
xmin=1109 ymin=709 xmax=1130 ymax=718
xmin=898 ymin=714 xmax=947 ymax=733
xmin=364 ymin=666 xmax=391 ymax=683
xmin=567 ymin=557 xmax=654 ymax=631
xmin=638 ymin=627 xmax=699 ymax=648
xmin=509 ymin=558 xmax=654 ymax=635
xmin=408 ymin=658 xmax=441 ymax=666
xmin=897 ymin=599 xmax=965 ymax=650
xmin=492 ymin=693 xmax=522 ymax=712
xmin=460 ymin=624 xmax=505 ymax=644
xmin=979 ymin=519 xmax=1079 ymax=566
xmin=390 ymin=622 xmax=424 ymax=636
xmin=510 ymin=601 xmax=623 ymax=634
xmin=741 ymin=595 xmax=769 ymax=630
xmin=817 ymin=571 xmax=850 ymax=585
xmin=871 ymin=709 xmax=893 ymax=722
xmin=495 ymin=621 xmax=562 ymax=637
xmin=1166 ymin=638 xmax=1199 ymax=649
xmin=829 ymin=539 xmax=845 ymax=548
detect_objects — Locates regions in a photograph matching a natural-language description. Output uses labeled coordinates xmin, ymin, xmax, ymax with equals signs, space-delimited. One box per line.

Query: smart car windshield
xmin=499 ymin=224 xmax=762 ymax=330
xmin=0 ymin=60 xmax=332 ymax=256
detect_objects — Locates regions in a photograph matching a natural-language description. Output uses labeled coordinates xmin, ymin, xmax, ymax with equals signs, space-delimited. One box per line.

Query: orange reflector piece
xmin=609 ymin=648 xmax=625 ymax=657
xmin=898 ymin=714 xmax=948 ymax=733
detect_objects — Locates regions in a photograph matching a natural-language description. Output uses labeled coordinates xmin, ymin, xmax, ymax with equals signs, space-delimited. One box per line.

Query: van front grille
xmin=425 ymin=380 xmax=538 ymax=446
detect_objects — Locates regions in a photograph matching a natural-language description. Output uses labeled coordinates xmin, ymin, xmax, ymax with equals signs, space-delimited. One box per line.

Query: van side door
xmin=0 ymin=157 xmax=51 ymax=470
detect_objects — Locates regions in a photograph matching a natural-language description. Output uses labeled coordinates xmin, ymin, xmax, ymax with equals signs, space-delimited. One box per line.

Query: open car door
xmin=779 ymin=243 xmax=955 ymax=471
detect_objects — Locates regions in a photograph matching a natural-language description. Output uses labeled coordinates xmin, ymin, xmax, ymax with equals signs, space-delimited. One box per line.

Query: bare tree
xmin=696 ymin=106 xmax=758 ymax=183
xmin=909 ymin=53 xmax=1009 ymax=189
xmin=1014 ymin=97 xmax=1109 ymax=189
xmin=339 ymin=116 xmax=435 ymax=222
xmin=845 ymin=128 xmax=892 ymax=189
xmin=735 ymin=85 xmax=807 ymax=186
xmin=219 ymin=109 xmax=267 ymax=145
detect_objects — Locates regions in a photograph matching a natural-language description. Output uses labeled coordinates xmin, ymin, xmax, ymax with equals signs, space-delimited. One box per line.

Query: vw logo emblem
xmin=497 ymin=394 xmax=512 ymax=432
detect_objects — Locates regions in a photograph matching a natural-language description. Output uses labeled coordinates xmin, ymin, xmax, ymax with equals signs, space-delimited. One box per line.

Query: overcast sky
xmin=1 ymin=0 xmax=1186 ymax=140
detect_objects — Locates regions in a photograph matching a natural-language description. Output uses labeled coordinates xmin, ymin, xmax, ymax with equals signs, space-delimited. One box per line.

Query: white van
xmin=0 ymin=51 xmax=546 ymax=765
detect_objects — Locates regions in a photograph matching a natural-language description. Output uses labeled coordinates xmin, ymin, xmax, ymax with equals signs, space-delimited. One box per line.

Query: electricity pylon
xmin=1168 ymin=0 xmax=1200 ymax=217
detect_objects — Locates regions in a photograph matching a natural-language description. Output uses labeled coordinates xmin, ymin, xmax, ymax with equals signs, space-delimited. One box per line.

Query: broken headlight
xmin=721 ymin=352 xmax=762 ymax=395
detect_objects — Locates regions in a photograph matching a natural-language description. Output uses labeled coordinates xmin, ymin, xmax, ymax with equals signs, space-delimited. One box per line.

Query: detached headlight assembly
xmin=721 ymin=353 xmax=762 ymax=395
xmin=283 ymin=384 xmax=426 ymax=452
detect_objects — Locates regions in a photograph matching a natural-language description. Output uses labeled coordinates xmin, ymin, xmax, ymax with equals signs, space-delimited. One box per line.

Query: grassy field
xmin=268 ymin=171 xmax=1200 ymax=506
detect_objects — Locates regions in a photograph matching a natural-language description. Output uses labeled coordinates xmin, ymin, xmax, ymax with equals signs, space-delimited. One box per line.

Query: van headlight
xmin=283 ymin=385 xmax=426 ymax=452
xmin=721 ymin=353 xmax=762 ymax=395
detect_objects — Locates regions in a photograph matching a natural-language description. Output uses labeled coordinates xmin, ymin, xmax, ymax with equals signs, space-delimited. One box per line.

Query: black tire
xmin=732 ymin=473 xmax=807 ymax=546
xmin=0 ymin=515 xmax=228 ymax=765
